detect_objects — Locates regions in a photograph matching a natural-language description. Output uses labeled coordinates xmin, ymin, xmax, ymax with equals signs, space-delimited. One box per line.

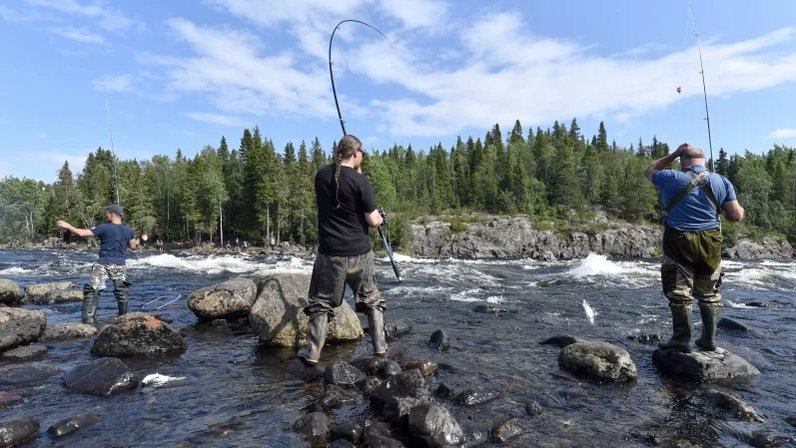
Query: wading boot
xmin=113 ymin=280 xmax=130 ymax=316
xmin=81 ymin=284 xmax=99 ymax=324
xmin=367 ymin=309 xmax=388 ymax=356
xmin=297 ymin=314 xmax=328 ymax=366
xmin=658 ymin=303 xmax=693 ymax=353
xmin=695 ymin=303 xmax=718 ymax=351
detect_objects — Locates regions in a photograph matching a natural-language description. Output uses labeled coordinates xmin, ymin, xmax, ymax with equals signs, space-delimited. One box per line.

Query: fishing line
xmin=141 ymin=294 xmax=182 ymax=311
xmin=105 ymin=100 xmax=121 ymax=205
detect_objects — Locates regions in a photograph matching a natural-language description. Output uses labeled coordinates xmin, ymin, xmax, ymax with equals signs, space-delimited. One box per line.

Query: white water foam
xmin=128 ymin=253 xmax=312 ymax=276
xmin=557 ymin=253 xmax=657 ymax=288
xmin=0 ymin=267 xmax=35 ymax=276
xmin=450 ymin=288 xmax=483 ymax=302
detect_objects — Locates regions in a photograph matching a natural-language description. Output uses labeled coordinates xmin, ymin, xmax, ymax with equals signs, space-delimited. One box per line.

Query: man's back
xmin=652 ymin=165 xmax=737 ymax=232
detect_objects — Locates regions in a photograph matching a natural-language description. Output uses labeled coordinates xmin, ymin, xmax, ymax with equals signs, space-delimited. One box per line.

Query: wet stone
xmin=292 ymin=412 xmax=330 ymax=447
xmin=286 ymin=358 xmax=324 ymax=382
xmin=456 ymin=389 xmax=498 ymax=406
xmin=40 ymin=323 xmax=98 ymax=341
xmin=91 ymin=312 xmax=187 ymax=358
xmin=24 ymin=281 xmax=77 ymax=299
xmin=330 ymin=422 xmax=363 ymax=445
xmin=0 ymin=417 xmax=39 ymax=446
xmin=320 ymin=384 xmax=357 ymax=410
xmin=652 ymin=347 xmax=760 ymax=383
xmin=401 ymin=360 xmax=438 ymax=377
xmin=380 ymin=360 xmax=403 ymax=378
xmin=787 ymin=416 xmax=796 ymax=427
xmin=0 ymin=362 xmax=63 ymax=386
xmin=473 ymin=304 xmax=518 ymax=314
xmin=324 ymin=361 xmax=365 ymax=387
xmin=384 ymin=320 xmax=412 ymax=338
xmin=47 ymin=412 xmax=98 ymax=437
xmin=428 ymin=330 xmax=450 ymax=351
xmin=62 ymin=357 xmax=139 ymax=396
xmin=2 ymin=344 xmax=47 ymax=361
xmin=350 ymin=356 xmax=387 ymax=376
xmin=627 ymin=334 xmax=662 ymax=345
xmin=540 ymin=335 xmax=579 ymax=348
xmin=329 ymin=439 xmax=356 ymax=448
xmin=434 ymin=383 xmax=454 ymax=400
xmin=749 ymin=430 xmax=793 ymax=448
xmin=491 ymin=418 xmax=525 ymax=444
xmin=0 ymin=278 xmax=22 ymax=306
xmin=408 ymin=403 xmax=465 ymax=448
xmin=525 ymin=400 xmax=543 ymax=417
xmin=0 ymin=307 xmax=46 ymax=352
xmin=703 ymin=390 xmax=765 ymax=422
xmin=0 ymin=391 xmax=23 ymax=407
xmin=358 ymin=376 xmax=382 ymax=396
xmin=559 ymin=341 xmax=638 ymax=383
xmin=718 ymin=317 xmax=754 ymax=332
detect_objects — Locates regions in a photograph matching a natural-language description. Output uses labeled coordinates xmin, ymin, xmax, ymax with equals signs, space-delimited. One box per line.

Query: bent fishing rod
xmin=689 ymin=5 xmax=715 ymax=172
xmin=328 ymin=19 xmax=402 ymax=282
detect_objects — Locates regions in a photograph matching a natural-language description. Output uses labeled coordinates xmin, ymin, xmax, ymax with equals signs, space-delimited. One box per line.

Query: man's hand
xmin=674 ymin=142 xmax=690 ymax=157
xmin=378 ymin=208 xmax=387 ymax=226
xmin=56 ymin=220 xmax=71 ymax=231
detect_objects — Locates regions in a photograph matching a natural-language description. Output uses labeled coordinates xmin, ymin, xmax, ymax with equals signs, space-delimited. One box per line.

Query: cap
xmin=682 ymin=146 xmax=706 ymax=160
xmin=105 ymin=204 xmax=124 ymax=217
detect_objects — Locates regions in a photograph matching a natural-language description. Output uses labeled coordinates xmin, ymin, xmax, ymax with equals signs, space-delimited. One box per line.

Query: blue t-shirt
xmin=651 ymin=165 xmax=737 ymax=232
xmin=92 ymin=223 xmax=135 ymax=265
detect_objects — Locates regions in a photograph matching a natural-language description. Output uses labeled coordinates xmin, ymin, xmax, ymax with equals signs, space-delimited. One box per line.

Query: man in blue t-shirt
xmin=646 ymin=143 xmax=744 ymax=352
xmin=297 ymin=134 xmax=386 ymax=366
xmin=57 ymin=204 xmax=139 ymax=323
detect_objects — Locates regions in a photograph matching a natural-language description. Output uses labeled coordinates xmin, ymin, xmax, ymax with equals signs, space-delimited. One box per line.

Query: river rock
xmin=718 ymin=317 xmax=754 ymax=332
xmin=362 ymin=423 xmax=406 ymax=448
xmin=652 ymin=347 xmax=760 ymax=382
xmin=384 ymin=320 xmax=413 ymax=338
xmin=540 ymin=335 xmax=580 ymax=348
xmin=319 ymin=384 xmax=358 ymax=410
xmin=29 ymin=288 xmax=84 ymax=304
xmin=329 ymin=440 xmax=356 ymax=448
xmin=371 ymin=369 xmax=432 ymax=423
xmin=0 ymin=307 xmax=46 ymax=352
xmin=0 ymin=278 xmax=22 ymax=306
xmin=23 ymin=281 xmax=78 ymax=299
xmin=473 ymin=304 xmax=517 ymax=314
xmin=0 ymin=391 xmax=23 ymax=407
xmin=408 ymin=403 xmax=465 ymax=448
xmin=248 ymin=273 xmax=363 ymax=347
xmin=62 ymin=357 xmax=139 ymax=395
xmin=428 ymin=330 xmax=450 ymax=351
xmin=47 ymin=412 xmax=98 ymax=437
xmin=0 ymin=417 xmax=39 ymax=447
xmin=2 ymin=344 xmax=47 ymax=361
xmin=702 ymin=389 xmax=765 ymax=422
xmin=0 ymin=362 xmax=63 ymax=386
xmin=90 ymin=313 xmax=187 ymax=357
xmin=723 ymin=237 xmax=794 ymax=259
xmin=292 ymin=412 xmax=330 ymax=447
xmin=330 ymin=422 xmax=363 ymax=445
xmin=324 ymin=361 xmax=365 ymax=387
xmin=558 ymin=341 xmax=637 ymax=383
xmin=401 ymin=361 xmax=438 ymax=377
xmin=787 ymin=416 xmax=796 ymax=428
xmin=187 ymin=276 xmax=257 ymax=321
xmin=490 ymin=417 xmax=525 ymax=444
xmin=40 ymin=323 xmax=98 ymax=341
xmin=456 ymin=389 xmax=498 ymax=406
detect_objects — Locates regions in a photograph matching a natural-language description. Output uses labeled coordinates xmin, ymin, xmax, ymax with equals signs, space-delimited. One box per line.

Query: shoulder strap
xmin=664 ymin=171 xmax=719 ymax=215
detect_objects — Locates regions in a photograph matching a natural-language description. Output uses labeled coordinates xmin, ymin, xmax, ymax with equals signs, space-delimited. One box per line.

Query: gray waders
xmin=81 ymin=284 xmax=99 ymax=324
xmin=113 ymin=279 xmax=131 ymax=316
xmin=367 ymin=309 xmax=387 ymax=356
xmin=695 ymin=303 xmax=718 ymax=351
xmin=658 ymin=303 xmax=692 ymax=353
xmin=297 ymin=314 xmax=328 ymax=366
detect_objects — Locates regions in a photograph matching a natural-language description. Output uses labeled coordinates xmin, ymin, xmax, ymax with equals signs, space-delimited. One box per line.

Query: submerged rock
xmin=652 ymin=347 xmax=760 ymax=382
xmin=248 ymin=273 xmax=362 ymax=347
xmin=718 ymin=317 xmax=754 ymax=333
xmin=558 ymin=341 xmax=637 ymax=383
xmin=47 ymin=413 xmax=98 ymax=437
xmin=540 ymin=335 xmax=579 ymax=348
xmin=0 ymin=362 xmax=63 ymax=387
xmin=0 ymin=417 xmax=39 ymax=447
xmin=187 ymin=276 xmax=257 ymax=321
xmin=0 ymin=391 xmax=23 ymax=407
xmin=1 ymin=344 xmax=47 ymax=361
xmin=408 ymin=403 xmax=465 ymax=448
xmin=40 ymin=323 xmax=98 ymax=341
xmin=0 ymin=307 xmax=46 ymax=352
xmin=702 ymin=389 xmax=765 ymax=422
xmin=62 ymin=357 xmax=138 ymax=396
xmin=428 ymin=330 xmax=450 ymax=351
xmin=384 ymin=320 xmax=413 ymax=338
xmin=0 ymin=278 xmax=23 ymax=306
xmin=401 ymin=360 xmax=437 ymax=377
xmin=490 ymin=417 xmax=525 ymax=444
xmin=91 ymin=313 xmax=187 ymax=357
xmin=292 ymin=412 xmax=330 ymax=447
xmin=324 ymin=361 xmax=365 ymax=388
xmin=473 ymin=304 xmax=518 ymax=314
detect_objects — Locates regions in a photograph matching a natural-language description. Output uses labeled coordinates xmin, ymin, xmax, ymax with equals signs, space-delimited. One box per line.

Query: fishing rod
xmin=105 ymin=100 xmax=122 ymax=205
xmin=328 ymin=19 xmax=402 ymax=282
xmin=689 ymin=4 xmax=715 ymax=172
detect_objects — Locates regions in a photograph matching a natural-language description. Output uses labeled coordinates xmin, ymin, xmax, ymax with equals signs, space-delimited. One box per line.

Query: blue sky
xmin=2 ymin=0 xmax=796 ymax=182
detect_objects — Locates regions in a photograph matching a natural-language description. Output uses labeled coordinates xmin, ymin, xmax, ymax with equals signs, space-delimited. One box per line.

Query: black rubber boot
xmin=297 ymin=314 xmax=328 ymax=366
xmin=695 ymin=303 xmax=718 ymax=351
xmin=658 ymin=303 xmax=693 ymax=353
xmin=113 ymin=280 xmax=131 ymax=316
xmin=81 ymin=284 xmax=99 ymax=324
xmin=367 ymin=309 xmax=388 ymax=356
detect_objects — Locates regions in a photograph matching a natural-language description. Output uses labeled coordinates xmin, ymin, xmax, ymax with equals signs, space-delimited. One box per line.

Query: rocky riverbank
xmin=409 ymin=215 xmax=795 ymax=260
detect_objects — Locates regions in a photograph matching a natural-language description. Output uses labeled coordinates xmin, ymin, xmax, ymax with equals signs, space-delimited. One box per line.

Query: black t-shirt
xmin=315 ymin=164 xmax=377 ymax=256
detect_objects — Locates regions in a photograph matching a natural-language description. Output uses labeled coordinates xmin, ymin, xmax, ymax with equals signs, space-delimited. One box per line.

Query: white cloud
xmin=25 ymin=0 xmax=135 ymax=31
xmin=185 ymin=112 xmax=248 ymax=127
xmin=53 ymin=26 xmax=106 ymax=44
xmin=377 ymin=0 xmax=448 ymax=29
xmin=769 ymin=128 xmax=796 ymax=139
xmin=93 ymin=74 xmax=137 ymax=92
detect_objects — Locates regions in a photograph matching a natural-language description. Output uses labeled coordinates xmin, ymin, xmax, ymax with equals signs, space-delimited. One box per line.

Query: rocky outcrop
xmin=62 ymin=357 xmax=139 ymax=396
xmin=248 ymin=273 xmax=363 ymax=347
xmin=0 ymin=307 xmax=46 ymax=352
xmin=652 ymin=347 xmax=760 ymax=382
xmin=410 ymin=216 xmax=794 ymax=260
xmin=558 ymin=340 xmax=637 ymax=383
xmin=187 ymin=276 xmax=257 ymax=321
xmin=0 ymin=278 xmax=23 ymax=306
xmin=90 ymin=313 xmax=187 ymax=357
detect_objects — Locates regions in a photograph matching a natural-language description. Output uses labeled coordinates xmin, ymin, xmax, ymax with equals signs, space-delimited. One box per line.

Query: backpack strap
xmin=665 ymin=171 xmax=719 ymax=215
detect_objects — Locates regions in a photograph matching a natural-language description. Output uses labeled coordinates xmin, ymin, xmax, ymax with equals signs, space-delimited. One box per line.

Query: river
xmin=1 ymin=248 xmax=794 ymax=447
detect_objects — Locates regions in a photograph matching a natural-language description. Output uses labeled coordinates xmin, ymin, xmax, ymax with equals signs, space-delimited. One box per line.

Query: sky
xmin=1 ymin=0 xmax=796 ymax=183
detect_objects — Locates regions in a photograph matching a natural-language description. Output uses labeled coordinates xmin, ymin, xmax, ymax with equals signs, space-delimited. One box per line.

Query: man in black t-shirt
xmin=297 ymin=134 xmax=386 ymax=365
xmin=57 ymin=204 xmax=138 ymax=323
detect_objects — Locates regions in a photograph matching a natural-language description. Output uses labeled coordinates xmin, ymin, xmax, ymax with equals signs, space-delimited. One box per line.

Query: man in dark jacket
xmin=646 ymin=143 xmax=744 ymax=352
xmin=57 ymin=204 xmax=138 ymax=323
xmin=298 ymin=134 xmax=386 ymax=365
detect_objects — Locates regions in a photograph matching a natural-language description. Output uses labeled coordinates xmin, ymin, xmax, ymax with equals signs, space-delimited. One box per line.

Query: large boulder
xmin=62 ymin=357 xmax=139 ymax=396
xmin=652 ymin=348 xmax=760 ymax=382
xmin=40 ymin=323 xmax=98 ymax=342
xmin=23 ymin=281 xmax=78 ymax=299
xmin=558 ymin=340 xmax=637 ymax=383
xmin=187 ymin=277 xmax=257 ymax=321
xmin=249 ymin=273 xmax=363 ymax=347
xmin=0 ymin=417 xmax=39 ymax=447
xmin=0 ymin=278 xmax=22 ymax=306
xmin=90 ymin=313 xmax=187 ymax=357
xmin=0 ymin=307 xmax=46 ymax=352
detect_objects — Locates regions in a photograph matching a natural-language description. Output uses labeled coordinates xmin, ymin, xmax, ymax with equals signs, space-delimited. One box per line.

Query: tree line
xmin=1 ymin=119 xmax=794 ymax=250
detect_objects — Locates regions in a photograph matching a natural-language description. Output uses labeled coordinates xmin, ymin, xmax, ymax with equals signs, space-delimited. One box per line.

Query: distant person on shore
xmin=297 ymin=134 xmax=386 ymax=365
xmin=57 ymin=204 xmax=138 ymax=323
xmin=646 ymin=143 xmax=744 ymax=352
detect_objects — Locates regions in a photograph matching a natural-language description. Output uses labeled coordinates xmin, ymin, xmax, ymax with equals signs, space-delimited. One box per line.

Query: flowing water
xmin=1 ymin=249 xmax=794 ymax=447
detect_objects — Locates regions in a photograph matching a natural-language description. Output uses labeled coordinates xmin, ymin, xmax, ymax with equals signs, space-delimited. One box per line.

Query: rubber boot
xmin=113 ymin=280 xmax=130 ymax=316
xmin=297 ymin=314 xmax=328 ymax=366
xmin=81 ymin=284 xmax=99 ymax=324
xmin=695 ymin=303 xmax=718 ymax=351
xmin=658 ymin=303 xmax=693 ymax=353
xmin=367 ymin=309 xmax=388 ymax=356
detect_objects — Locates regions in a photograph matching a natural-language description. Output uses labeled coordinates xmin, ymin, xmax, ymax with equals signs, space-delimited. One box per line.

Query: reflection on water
xmin=1 ymin=249 xmax=794 ymax=446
